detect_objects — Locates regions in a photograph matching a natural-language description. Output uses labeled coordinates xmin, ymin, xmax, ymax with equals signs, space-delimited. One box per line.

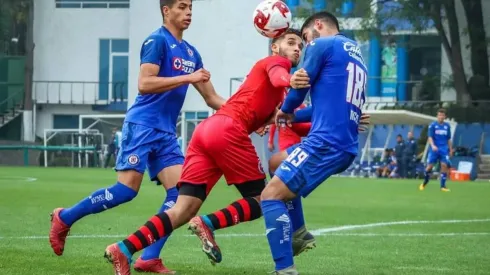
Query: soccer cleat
xmin=419 ymin=184 xmax=425 ymax=191
xmin=134 ymin=257 xmax=176 ymax=274
xmin=271 ymin=266 xmax=299 ymax=275
xmin=441 ymin=187 xmax=451 ymax=192
xmin=292 ymin=226 xmax=316 ymax=256
xmin=49 ymin=208 xmax=71 ymax=256
xmin=104 ymin=243 xmax=132 ymax=275
xmin=188 ymin=216 xmax=222 ymax=265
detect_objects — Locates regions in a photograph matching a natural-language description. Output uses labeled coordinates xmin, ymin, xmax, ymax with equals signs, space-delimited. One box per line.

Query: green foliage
xmin=0 ymin=0 xmax=30 ymax=55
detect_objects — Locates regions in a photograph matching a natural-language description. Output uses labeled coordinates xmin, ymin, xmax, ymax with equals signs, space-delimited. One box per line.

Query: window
xmin=99 ymin=39 xmax=129 ymax=102
xmin=55 ymin=0 xmax=129 ymax=9
xmin=53 ymin=115 xmax=79 ymax=129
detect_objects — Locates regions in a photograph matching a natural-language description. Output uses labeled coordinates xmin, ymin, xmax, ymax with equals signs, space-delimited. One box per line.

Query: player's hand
xmin=450 ymin=149 xmax=454 ymax=157
xmin=255 ymin=125 xmax=269 ymax=137
xmin=188 ymin=68 xmax=211 ymax=83
xmin=358 ymin=113 xmax=370 ymax=132
xmin=268 ymin=143 xmax=275 ymax=152
xmin=431 ymin=145 xmax=438 ymax=152
xmin=290 ymin=68 xmax=310 ymax=89
xmin=275 ymin=109 xmax=295 ymax=128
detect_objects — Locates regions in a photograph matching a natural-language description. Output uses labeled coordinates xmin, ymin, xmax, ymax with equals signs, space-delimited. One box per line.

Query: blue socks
xmin=261 ymin=200 xmax=294 ymax=271
xmin=60 ymin=182 xmax=137 ymax=226
xmin=141 ymin=187 xmax=179 ymax=261
xmin=440 ymin=172 xmax=447 ymax=188
xmin=286 ymin=197 xmax=305 ymax=233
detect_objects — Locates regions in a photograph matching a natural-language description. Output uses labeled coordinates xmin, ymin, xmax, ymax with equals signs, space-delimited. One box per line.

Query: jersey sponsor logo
xmin=128 ymin=154 xmax=139 ymax=165
xmin=435 ymin=129 xmax=448 ymax=136
xmin=172 ymin=57 xmax=196 ymax=73
xmin=343 ymin=41 xmax=366 ymax=67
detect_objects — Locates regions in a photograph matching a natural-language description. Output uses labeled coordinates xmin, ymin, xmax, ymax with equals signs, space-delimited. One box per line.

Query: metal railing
xmin=0 ymin=88 xmax=24 ymax=125
xmin=32 ymin=81 xmax=127 ymax=105
xmin=55 ymin=0 xmax=129 ymax=9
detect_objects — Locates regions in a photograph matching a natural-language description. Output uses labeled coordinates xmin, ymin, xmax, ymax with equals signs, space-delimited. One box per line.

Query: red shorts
xmin=179 ymin=115 xmax=266 ymax=195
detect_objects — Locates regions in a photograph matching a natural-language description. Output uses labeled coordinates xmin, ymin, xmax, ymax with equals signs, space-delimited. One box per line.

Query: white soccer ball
xmin=253 ymin=0 xmax=292 ymax=39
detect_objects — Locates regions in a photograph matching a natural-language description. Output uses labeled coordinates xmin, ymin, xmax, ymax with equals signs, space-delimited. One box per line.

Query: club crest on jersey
xmin=128 ymin=154 xmax=139 ymax=165
xmin=172 ymin=57 xmax=196 ymax=73
xmin=187 ymin=47 xmax=193 ymax=57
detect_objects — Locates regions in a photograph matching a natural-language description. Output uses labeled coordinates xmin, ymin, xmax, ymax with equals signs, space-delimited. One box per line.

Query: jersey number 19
xmin=345 ymin=62 xmax=366 ymax=110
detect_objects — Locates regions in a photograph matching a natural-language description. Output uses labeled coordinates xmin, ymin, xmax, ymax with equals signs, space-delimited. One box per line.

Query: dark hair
xmin=271 ymin=28 xmax=302 ymax=44
xmin=397 ymin=134 xmax=402 ymax=138
xmin=160 ymin=0 xmax=177 ymax=8
xmin=437 ymin=108 xmax=446 ymax=114
xmin=301 ymin=11 xmax=340 ymax=34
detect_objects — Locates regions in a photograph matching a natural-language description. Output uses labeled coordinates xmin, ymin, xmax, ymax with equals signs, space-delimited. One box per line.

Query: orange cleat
xmin=104 ymin=243 xmax=132 ymax=275
xmin=188 ymin=216 xmax=222 ymax=265
xmin=134 ymin=257 xmax=176 ymax=274
xmin=49 ymin=208 xmax=71 ymax=256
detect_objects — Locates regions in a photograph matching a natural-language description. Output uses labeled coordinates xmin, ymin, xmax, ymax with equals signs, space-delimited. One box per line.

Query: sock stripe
xmin=146 ymin=220 xmax=160 ymax=241
xmin=214 ymin=210 xmax=228 ymax=228
xmin=231 ymin=201 xmax=245 ymax=221
xmin=207 ymin=214 xmax=221 ymax=230
xmin=245 ymin=197 xmax=262 ymax=220
xmin=221 ymin=208 xmax=234 ymax=227
xmin=226 ymin=204 xmax=240 ymax=225
xmin=134 ymin=230 xmax=149 ymax=247
xmin=159 ymin=212 xmax=174 ymax=237
xmin=149 ymin=215 xmax=164 ymax=237
xmin=126 ymin=234 xmax=143 ymax=252
xmin=237 ymin=199 xmax=251 ymax=221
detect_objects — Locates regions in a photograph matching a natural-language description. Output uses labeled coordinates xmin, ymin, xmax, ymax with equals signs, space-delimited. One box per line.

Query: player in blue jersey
xmin=419 ymin=108 xmax=452 ymax=192
xmin=259 ymin=12 xmax=368 ymax=274
xmin=49 ymin=0 xmax=225 ymax=273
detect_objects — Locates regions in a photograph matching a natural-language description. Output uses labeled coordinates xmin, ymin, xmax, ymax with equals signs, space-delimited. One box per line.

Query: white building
xmin=31 ymin=0 xmax=269 ymax=141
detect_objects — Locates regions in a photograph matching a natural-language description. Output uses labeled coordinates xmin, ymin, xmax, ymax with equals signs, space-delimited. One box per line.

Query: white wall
xmin=440 ymin=0 xmax=490 ymax=101
xmin=35 ymin=105 xmax=95 ymax=137
xmin=127 ymin=0 xmax=270 ymax=110
xmin=33 ymin=0 xmax=129 ymax=103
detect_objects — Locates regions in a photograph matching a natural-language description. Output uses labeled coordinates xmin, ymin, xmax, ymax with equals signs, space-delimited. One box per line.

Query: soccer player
xmin=419 ymin=108 xmax=452 ymax=192
xmin=103 ymin=28 xmax=306 ymax=275
xmin=49 ymin=0 xmax=225 ymax=273
xmin=261 ymin=11 xmax=368 ymax=274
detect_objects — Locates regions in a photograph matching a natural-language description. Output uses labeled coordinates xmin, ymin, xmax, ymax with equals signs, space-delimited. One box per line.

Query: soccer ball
xmin=253 ymin=0 xmax=292 ymax=38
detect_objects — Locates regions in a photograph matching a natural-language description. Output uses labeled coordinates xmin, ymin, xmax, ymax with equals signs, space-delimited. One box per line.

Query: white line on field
xmin=309 ymin=218 xmax=490 ymax=235
xmin=395 ymin=266 xmax=452 ymax=272
xmin=1 ymin=218 xmax=489 ymax=240
xmin=0 ymin=176 xmax=37 ymax=182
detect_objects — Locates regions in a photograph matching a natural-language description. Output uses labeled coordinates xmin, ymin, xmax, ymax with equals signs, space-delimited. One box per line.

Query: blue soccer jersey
xmin=277 ymin=34 xmax=367 ymax=197
xmin=427 ymin=121 xmax=451 ymax=164
xmin=116 ymin=27 xmax=202 ymax=181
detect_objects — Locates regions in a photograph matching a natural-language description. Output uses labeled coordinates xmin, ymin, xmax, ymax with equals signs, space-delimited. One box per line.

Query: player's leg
xmin=104 ymin=184 xmax=206 ymax=275
xmin=135 ymin=134 xmax=184 ymax=274
xmin=420 ymin=151 xmax=437 ymax=190
xmin=49 ymin=122 xmax=150 ymax=256
xmin=268 ymin=146 xmax=315 ymax=256
xmin=261 ymin=145 xmax=355 ymax=274
xmin=439 ymin=154 xmax=450 ymax=191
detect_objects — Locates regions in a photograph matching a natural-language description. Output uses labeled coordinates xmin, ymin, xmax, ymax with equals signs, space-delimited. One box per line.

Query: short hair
xmin=160 ymin=0 xmax=177 ymax=8
xmin=271 ymin=28 xmax=302 ymax=44
xmin=397 ymin=134 xmax=402 ymax=138
xmin=437 ymin=108 xmax=446 ymax=114
xmin=301 ymin=11 xmax=340 ymax=34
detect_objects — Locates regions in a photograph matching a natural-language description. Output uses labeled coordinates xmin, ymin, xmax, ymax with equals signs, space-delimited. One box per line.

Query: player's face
xmin=437 ymin=112 xmax=446 ymax=123
xmin=301 ymin=26 xmax=321 ymax=44
xmin=163 ymin=0 xmax=192 ymax=30
xmin=277 ymin=34 xmax=303 ymax=67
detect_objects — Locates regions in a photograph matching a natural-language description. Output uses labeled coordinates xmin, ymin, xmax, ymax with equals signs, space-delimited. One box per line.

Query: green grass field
xmin=0 ymin=167 xmax=489 ymax=275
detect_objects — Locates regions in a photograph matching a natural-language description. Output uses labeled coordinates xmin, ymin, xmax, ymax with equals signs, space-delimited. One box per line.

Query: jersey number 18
xmin=345 ymin=62 xmax=366 ymax=110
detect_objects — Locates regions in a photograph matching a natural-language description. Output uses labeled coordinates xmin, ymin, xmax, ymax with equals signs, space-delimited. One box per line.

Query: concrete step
xmin=479 ymin=164 xmax=490 ymax=171
xmin=477 ymin=173 xmax=490 ymax=180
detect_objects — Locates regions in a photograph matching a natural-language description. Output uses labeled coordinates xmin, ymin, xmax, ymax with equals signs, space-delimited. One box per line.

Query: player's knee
xmin=260 ymin=179 xmax=292 ymax=201
xmin=117 ymin=170 xmax=144 ymax=192
xmin=235 ymin=179 xmax=265 ymax=198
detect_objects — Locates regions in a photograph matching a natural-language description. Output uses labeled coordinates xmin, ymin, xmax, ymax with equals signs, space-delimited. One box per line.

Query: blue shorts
xmin=115 ymin=122 xmax=184 ymax=182
xmin=427 ymin=149 xmax=450 ymax=165
xmin=276 ymin=143 xmax=355 ymax=197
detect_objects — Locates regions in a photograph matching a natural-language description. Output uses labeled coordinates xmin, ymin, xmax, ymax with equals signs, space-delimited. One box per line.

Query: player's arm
xmin=292 ymin=106 xmax=312 ymax=123
xmin=281 ymin=39 xmax=329 ymax=114
xmin=137 ymin=36 xmax=201 ymax=94
xmin=268 ymin=124 xmax=276 ymax=144
xmin=447 ymin=125 xmax=453 ymax=156
xmin=427 ymin=124 xmax=437 ymax=150
xmin=193 ymin=81 xmax=226 ymax=110
xmin=267 ymin=66 xmax=292 ymax=88
xmin=139 ymin=64 xmax=195 ymax=94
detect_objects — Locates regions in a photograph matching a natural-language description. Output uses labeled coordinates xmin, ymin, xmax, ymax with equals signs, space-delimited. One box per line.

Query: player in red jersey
xmin=103 ymin=29 xmax=310 ymax=274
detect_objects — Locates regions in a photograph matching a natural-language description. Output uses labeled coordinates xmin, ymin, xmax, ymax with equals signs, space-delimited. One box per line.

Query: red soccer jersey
xmin=217 ymin=55 xmax=292 ymax=134
xmin=268 ymin=91 xmax=311 ymax=150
